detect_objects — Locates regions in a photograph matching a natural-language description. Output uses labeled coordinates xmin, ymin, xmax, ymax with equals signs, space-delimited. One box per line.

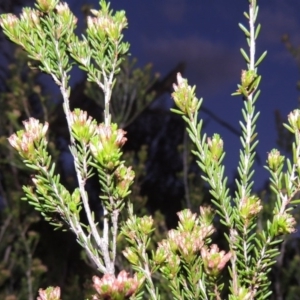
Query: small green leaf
xmin=255 ymin=51 xmax=267 ymax=67
xmin=255 ymin=23 xmax=261 ymax=39
xmin=240 ymin=48 xmax=250 ymax=63
xmin=290 ymin=199 xmax=300 ymax=205
xmin=254 ymin=6 xmax=259 ymax=22
xmin=238 ymin=23 xmax=250 ymax=36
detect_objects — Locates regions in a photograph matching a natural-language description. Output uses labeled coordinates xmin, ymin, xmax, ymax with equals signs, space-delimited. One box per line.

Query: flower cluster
xmin=87 ymin=3 xmax=128 ymax=42
xmin=92 ymin=270 xmax=140 ymax=300
xmin=90 ymin=123 xmax=127 ymax=170
xmin=114 ymin=164 xmax=135 ymax=199
xmin=155 ymin=207 xmax=232 ymax=282
xmin=8 ymin=118 xmax=48 ymax=160
xmin=54 ymin=2 xmax=77 ymax=41
xmin=69 ymin=109 xmax=97 ymax=143
xmin=201 ymin=244 xmax=232 ymax=277
xmin=272 ymin=213 xmax=296 ymax=235
xmin=239 ymin=195 xmax=262 ymax=225
xmin=287 ymin=109 xmax=300 ymax=133
xmin=36 ymin=0 xmax=58 ymax=13
xmin=122 ymin=214 xmax=154 ymax=266
xmin=37 ymin=286 xmax=61 ymax=300
xmin=267 ymin=149 xmax=285 ymax=172
xmin=157 ymin=208 xmax=215 ymax=268
xmin=207 ymin=134 xmax=224 ymax=162
xmin=172 ymin=73 xmax=198 ymax=115
xmin=0 ymin=0 xmax=77 ymax=65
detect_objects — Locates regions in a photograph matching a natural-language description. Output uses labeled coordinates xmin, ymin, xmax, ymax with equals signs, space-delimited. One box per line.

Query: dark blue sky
xmin=69 ymin=0 xmax=300 ymax=190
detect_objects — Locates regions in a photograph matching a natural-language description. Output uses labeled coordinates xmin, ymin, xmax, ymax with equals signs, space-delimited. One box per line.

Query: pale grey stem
xmin=249 ymin=237 xmax=272 ymax=299
xmin=238 ymin=1 xmax=258 ymax=295
xmin=101 ymin=42 xmax=119 ymax=126
xmin=52 ymin=38 xmax=113 ymax=272
xmin=47 ymin=167 xmax=107 ymax=273
xmin=274 ymin=240 xmax=287 ymax=300
xmin=239 ymin=0 xmax=256 ymax=202
xmin=198 ymin=279 xmax=209 ymax=300
xmin=111 ymin=209 xmax=120 ymax=266
xmin=102 ymin=205 xmax=115 ymax=275
xmin=183 ymin=130 xmax=191 ymax=209
xmin=59 ymin=83 xmax=108 ymax=267
xmin=230 ymin=249 xmax=239 ymax=295
xmin=92 ymin=42 xmax=123 ymax=274
xmin=141 ymin=243 xmax=159 ymax=300
xmin=68 ymin=210 xmax=107 ymax=273
xmin=249 ymin=0 xmax=256 ymax=72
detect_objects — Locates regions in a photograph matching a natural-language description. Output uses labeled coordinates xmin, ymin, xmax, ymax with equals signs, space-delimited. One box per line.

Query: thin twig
xmin=183 ymin=130 xmax=191 ymax=209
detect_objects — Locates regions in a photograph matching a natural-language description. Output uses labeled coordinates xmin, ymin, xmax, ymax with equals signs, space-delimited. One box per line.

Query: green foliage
xmin=1 ymin=0 xmax=300 ymax=299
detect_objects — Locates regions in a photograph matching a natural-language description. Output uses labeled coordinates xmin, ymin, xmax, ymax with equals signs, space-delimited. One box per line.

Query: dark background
xmin=67 ymin=0 xmax=300 ymax=190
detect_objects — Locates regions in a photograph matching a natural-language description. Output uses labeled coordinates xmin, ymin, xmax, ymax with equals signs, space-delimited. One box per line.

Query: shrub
xmin=1 ymin=0 xmax=300 ymax=299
